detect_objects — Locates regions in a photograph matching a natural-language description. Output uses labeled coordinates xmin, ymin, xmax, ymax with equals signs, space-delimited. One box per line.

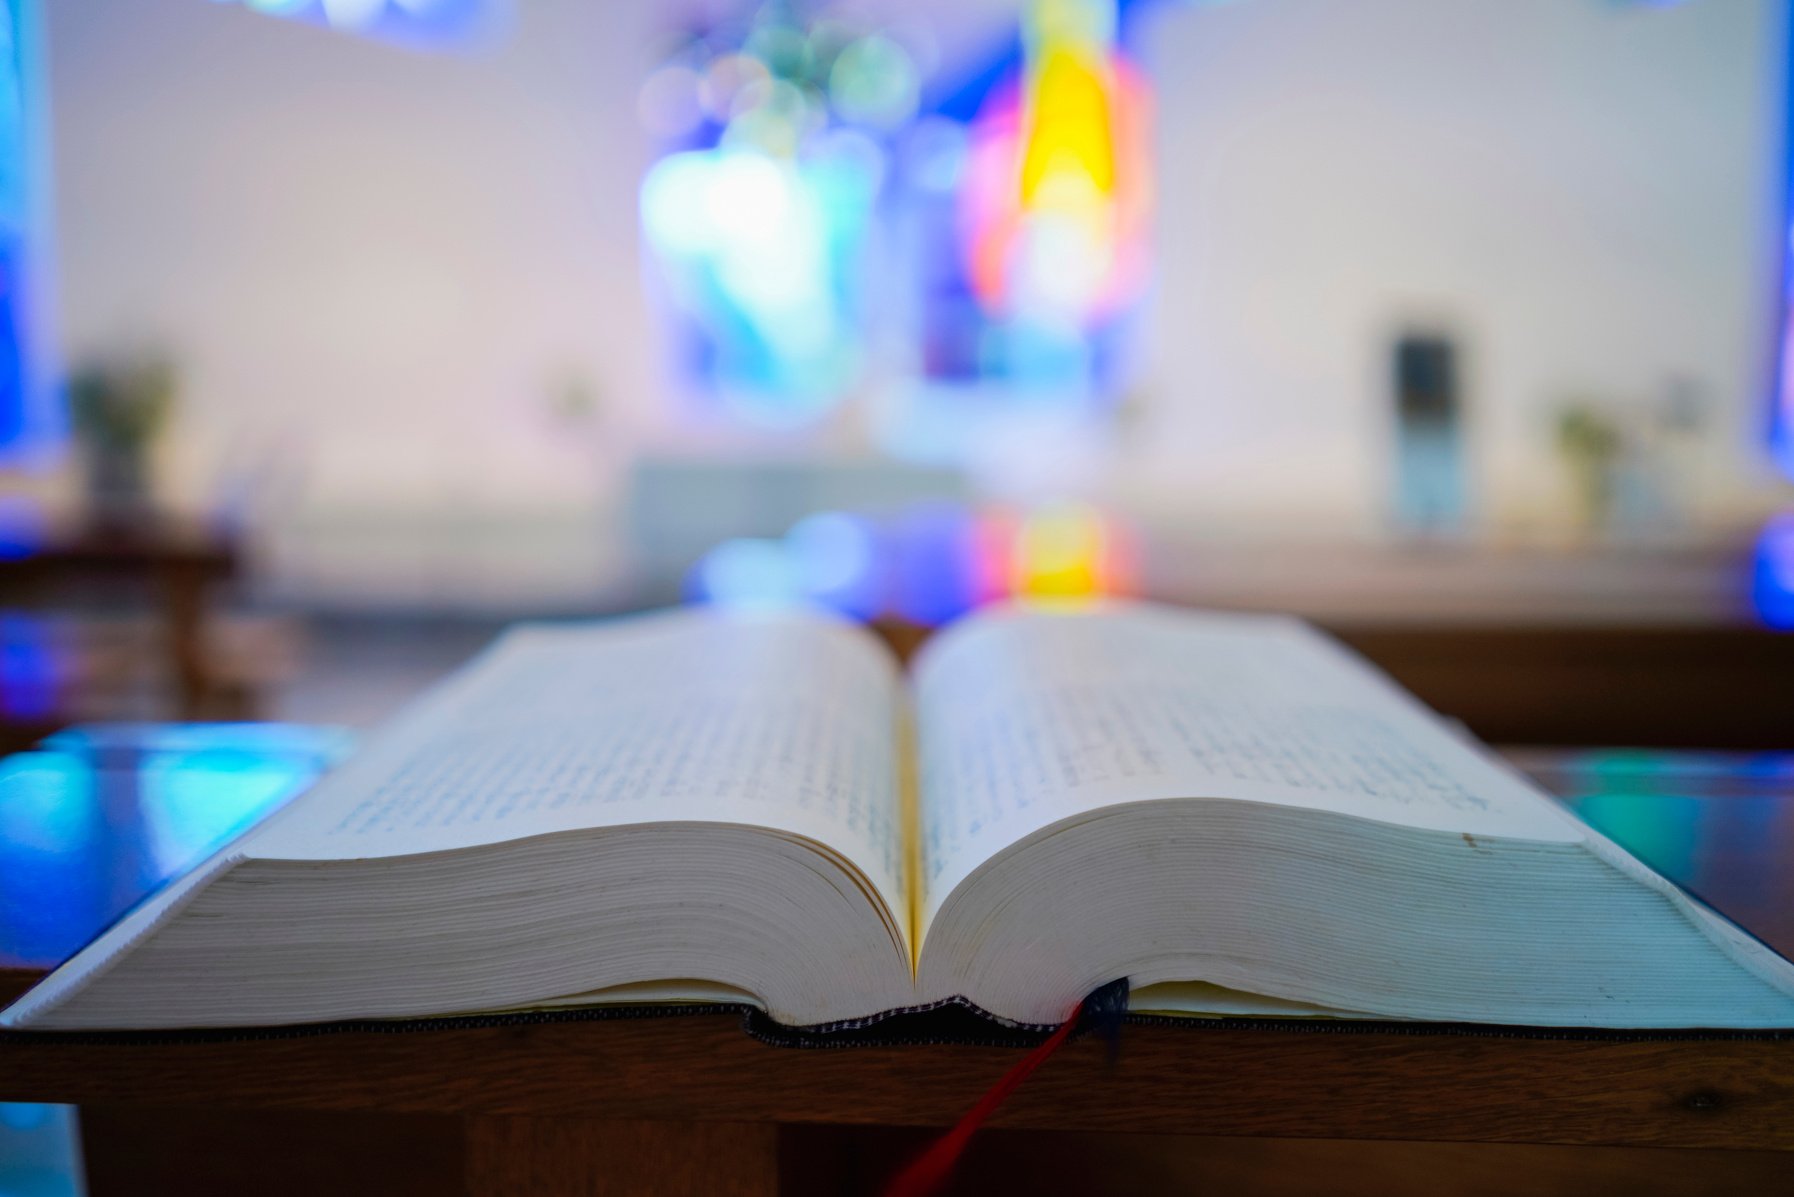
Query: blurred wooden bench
xmin=0 ymin=515 xmax=298 ymax=750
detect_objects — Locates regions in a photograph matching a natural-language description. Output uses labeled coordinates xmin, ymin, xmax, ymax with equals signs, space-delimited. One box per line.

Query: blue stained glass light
xmin=0 ymin=0 xmax=53 ymax=465
xmin=209 ymin=0 xmax=501 ymax=49
xmin=1772 ymin=11 xmax=1794 ymax=478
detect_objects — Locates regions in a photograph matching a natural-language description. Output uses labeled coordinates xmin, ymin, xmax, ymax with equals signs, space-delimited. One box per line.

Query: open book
xmin=7 ymin=603 xmax=1794 ymax=1032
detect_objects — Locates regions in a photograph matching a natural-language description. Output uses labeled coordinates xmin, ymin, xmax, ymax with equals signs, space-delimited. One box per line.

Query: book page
xmin=248 ymin=609 xmax=907 ymax=923
xmin=912 ymin=604 xmax=1583 ymax=922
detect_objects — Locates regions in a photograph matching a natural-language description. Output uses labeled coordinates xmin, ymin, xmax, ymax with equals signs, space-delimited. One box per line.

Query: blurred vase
xmin=67 ymin=355 xmax=175 ymax=528
xmin=1555 ymin=402 xmax=1623 ymax=539
xmin=82 ymin=439 xmax=151 ymax=524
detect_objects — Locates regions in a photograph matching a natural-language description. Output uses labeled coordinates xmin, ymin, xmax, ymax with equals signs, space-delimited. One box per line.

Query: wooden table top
xmin=3 ymin=728 xmax=1793 ymax=1151
xmin=0 ymin=509 xmax=239 ymax=565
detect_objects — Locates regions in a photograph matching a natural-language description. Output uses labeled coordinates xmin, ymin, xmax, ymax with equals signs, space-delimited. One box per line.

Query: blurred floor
xmin=261 ymin=609 xmax=1794 ymax=749
xmin=269 ymin=615 xmax=505 ymax=728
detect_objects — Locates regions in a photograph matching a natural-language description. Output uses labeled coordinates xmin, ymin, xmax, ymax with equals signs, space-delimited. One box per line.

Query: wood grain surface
xmin=5 ymin=1013 xmax=1790 ymax=1152
xmin=73 ymin=1108 xmax=1794 ymax=1196
xmin=465 ymin=1117 xmax=778 ymax=1197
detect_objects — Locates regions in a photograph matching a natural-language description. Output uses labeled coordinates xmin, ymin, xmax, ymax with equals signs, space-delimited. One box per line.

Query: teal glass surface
xmin=0 ymin=724 xmax=351 ymax=972
xmin=1534 ymin=750 xmax=1794 ymax=959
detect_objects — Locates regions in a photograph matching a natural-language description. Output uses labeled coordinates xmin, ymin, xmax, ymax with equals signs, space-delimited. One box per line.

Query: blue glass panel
xmin=1773 ymin=13 xmax=1794 ymax=479
xmin=0 ymin=0 xmax=51 ymax=463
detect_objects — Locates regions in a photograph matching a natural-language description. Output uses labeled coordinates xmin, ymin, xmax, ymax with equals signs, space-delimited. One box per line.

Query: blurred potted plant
xmin=66 ymin=354 xmax=177 ymax=525
xmin=1555 ymin=400 xmax=1622 ymax=535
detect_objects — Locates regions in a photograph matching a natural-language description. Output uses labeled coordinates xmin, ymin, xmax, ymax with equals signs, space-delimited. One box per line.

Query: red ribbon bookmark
xmin=883 ymin=981 xmax=1127 ymax=1197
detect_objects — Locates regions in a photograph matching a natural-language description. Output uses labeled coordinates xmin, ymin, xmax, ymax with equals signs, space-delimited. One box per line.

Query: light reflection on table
xmin=1519 ymin=749 xmax=1794 ymax=961
xmin=0 ymin=724 xmax=351 ymax=977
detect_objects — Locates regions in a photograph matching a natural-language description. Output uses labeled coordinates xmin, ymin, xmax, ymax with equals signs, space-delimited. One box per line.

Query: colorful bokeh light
xmin=209 ymin=0 xmax=500 ymax=47
xmin=0 ymin=0 xmax=51 ymax=465
xmin=641 ymin=138 xmax=880 ymax=422
xmin=1752 ymin=511 xmax=1794 ymax=630
xmin=640 ymin=1 xmax=1156 ymax=427
xmin=964 ymin=0 xmax=1152 ymax=331
xmin=1778 ymin=239 xmax=1794 ymax=479
xmin=0 ymin=613 xmax=55 ymax=721
xmin=1010 ymin=501 xmax=1130 ymax=603
xmin=896 ymin=0 xmax=1153 ymax=411
xmin=688 ymin=501 xmax=1136 ymax=624
xmin=1773 ymin=13 xmax=1794 ymax=479
xmin=639 ymin=7 xmax=924 ymax=424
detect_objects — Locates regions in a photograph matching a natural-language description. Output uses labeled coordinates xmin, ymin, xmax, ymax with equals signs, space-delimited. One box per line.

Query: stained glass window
xmin=0 ymin=0 xmax=50 ymax=464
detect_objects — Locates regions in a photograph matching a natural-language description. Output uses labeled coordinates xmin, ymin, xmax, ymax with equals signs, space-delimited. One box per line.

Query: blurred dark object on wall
xmin=1391 ymin=332 xmax=1468 ymax=539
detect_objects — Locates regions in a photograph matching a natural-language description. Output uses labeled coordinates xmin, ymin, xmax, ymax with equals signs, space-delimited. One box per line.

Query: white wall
xmin=1136 ymin=0 xmax=1790 ymax=536
xmin=48 ymin=0 xmax=662 ymax=519
xmin=39 ymin=0 xmax=1794 ymax=583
